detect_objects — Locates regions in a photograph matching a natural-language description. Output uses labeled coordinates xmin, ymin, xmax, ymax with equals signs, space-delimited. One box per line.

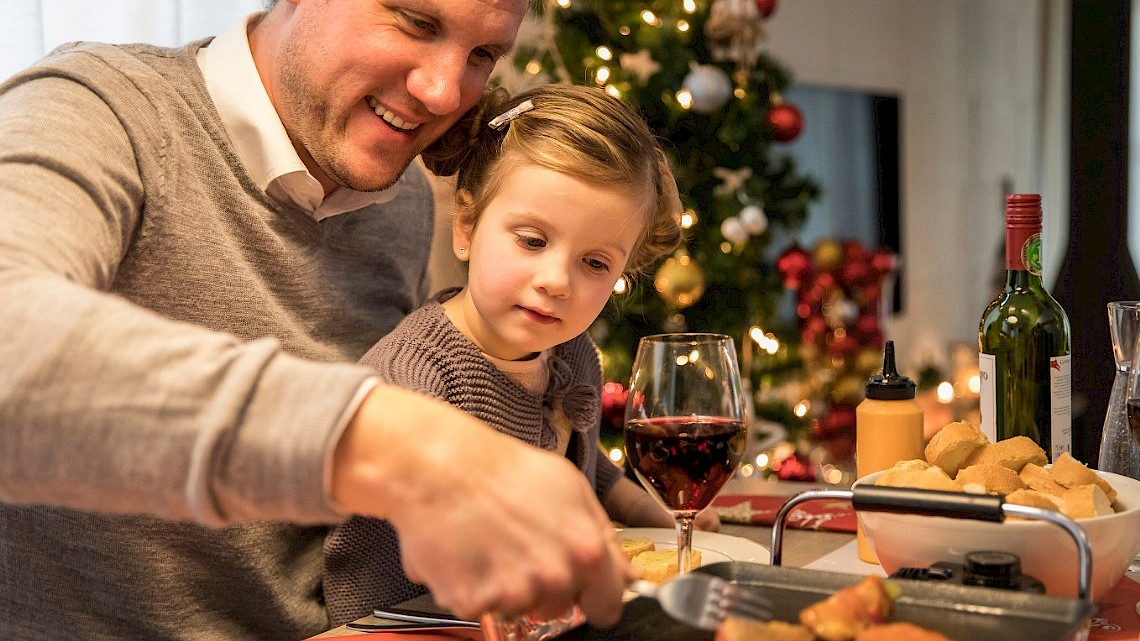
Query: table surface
xmin=308 ymin=479 xmax=861 ymax=639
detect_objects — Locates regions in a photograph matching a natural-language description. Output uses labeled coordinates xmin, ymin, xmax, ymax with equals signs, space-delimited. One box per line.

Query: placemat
xmin=1089 ymin=575 xmax=1140 ymax=640
xmin=713 ymin=494 xmax=857 ymax=532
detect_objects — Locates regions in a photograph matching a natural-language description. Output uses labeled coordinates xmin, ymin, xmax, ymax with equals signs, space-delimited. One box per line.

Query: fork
xmin=628 ymin=573 xmax=773 ymax=631
xmin=370 ymin=573 xmax=773 ymax=634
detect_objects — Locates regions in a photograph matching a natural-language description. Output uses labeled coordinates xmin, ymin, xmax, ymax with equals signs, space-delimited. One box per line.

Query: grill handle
xmin=768 ymin=485 xmax=1093 ymax=602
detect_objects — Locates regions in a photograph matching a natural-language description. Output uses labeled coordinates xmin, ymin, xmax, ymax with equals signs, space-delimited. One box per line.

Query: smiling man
xmin=0 ymin=1 xmax=633 ymax=640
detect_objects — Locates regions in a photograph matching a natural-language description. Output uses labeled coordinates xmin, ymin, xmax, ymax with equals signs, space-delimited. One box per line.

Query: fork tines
xmin=716 ymin=582 xmax=774 ymax=623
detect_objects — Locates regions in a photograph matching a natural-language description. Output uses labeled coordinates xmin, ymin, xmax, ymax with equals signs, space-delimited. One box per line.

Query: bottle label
xmin=1050 ymin=354 xmax=1073 ymax=460
xmin=1020 ymin=233 xmax=1043 ymax=276
xmin=978 ymin=352 xmax=997 ymax=442
xmin=980 ymin=350 xmax=1073 ymax=461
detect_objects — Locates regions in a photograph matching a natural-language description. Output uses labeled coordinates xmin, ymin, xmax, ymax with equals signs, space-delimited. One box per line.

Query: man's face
xmin=260 ymin=0 xmax=527 ymax=194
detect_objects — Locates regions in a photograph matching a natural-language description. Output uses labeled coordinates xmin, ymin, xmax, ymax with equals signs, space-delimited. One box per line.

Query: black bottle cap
xmin=962 ymin=551 xmax=1022 ymax=588
xmin=864 ymin=341 xmax=916 ymax=400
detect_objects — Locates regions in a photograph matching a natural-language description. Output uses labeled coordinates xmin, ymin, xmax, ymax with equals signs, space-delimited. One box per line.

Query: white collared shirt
xmin=196 ymin=13 xmax=403 ymax=220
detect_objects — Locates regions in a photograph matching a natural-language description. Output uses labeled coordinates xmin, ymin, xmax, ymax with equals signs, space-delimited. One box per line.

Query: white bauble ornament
xmin=682 ymin=65 xmax=733 ymax=114
xmin=739 ymin=204 xmax=768 ymax=234
xmin=720 ymin=216 xmax=748 ymax=245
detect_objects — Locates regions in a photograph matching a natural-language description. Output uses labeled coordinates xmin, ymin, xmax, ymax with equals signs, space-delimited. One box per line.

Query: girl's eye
xmin=516 ymin=234 xmax=546 ymax=249
xmin=585 ymin=258 xmax=611 ymax=273
xmin=471 ymin=47 xmax=497 ymax=65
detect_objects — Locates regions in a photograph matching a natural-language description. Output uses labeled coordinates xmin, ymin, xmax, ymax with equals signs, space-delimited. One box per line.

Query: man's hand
xmin=331 ymin=384 xmax=636 ymax=625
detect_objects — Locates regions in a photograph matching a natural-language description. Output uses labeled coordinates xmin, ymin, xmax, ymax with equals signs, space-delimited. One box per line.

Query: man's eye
xmin=399 ymin=10 xmax=438 ymax=36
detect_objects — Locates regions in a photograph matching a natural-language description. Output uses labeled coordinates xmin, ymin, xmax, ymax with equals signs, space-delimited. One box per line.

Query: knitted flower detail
xmin=544 ymin=354 xmax=600 ymax=435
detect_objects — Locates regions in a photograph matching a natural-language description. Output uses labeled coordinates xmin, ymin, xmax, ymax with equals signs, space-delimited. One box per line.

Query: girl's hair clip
xmin=488 ymin=100 xmax=535 ymax=130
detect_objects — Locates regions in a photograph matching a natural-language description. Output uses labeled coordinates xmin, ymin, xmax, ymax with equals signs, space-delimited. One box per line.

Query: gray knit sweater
xmin=0 ymin=40 xmax=433 ymax=641
xmin=324 ymin=295 xmax=622 ymax=624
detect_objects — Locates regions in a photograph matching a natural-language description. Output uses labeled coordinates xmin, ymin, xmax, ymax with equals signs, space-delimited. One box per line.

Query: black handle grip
xmin=851 ymin=484 xmax=1005 ymax=522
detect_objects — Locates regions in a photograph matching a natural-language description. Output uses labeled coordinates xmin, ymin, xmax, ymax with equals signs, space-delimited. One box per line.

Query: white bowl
xmin=853 ymin=468 xmax=1140 ymax=601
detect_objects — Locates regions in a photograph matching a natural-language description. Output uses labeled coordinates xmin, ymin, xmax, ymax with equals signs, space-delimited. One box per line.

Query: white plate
xmin=616 ymin=527 xmax=771 ymax=565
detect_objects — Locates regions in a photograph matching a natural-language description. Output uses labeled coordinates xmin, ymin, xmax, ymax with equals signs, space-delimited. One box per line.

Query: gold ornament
xmin=813 ymin=239 xmax=844 ymax=271
xmin=654 ymin=253 xmax=706 ymax=309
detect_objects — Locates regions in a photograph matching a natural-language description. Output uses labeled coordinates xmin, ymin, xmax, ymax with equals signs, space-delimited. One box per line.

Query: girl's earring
xmin=458 ymin=248 xmax=466 ymax=254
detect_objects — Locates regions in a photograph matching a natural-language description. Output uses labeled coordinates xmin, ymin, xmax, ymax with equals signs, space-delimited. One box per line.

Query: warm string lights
xmin=530 ymin=0 xmax=735 ymax=113
xmin=937 ymin=342 xmax=982 ymax=423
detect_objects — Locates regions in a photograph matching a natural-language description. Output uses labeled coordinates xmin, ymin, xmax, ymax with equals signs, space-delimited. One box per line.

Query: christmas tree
xmin=501 ymin=1 xmax=902 ymax=480
xmin=505 ymin=2 xmax=817 ymax=369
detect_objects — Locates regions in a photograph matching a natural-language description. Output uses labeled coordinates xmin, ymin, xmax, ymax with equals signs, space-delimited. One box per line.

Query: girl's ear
xmin=452 ymin=189 xmax=476 ymax=262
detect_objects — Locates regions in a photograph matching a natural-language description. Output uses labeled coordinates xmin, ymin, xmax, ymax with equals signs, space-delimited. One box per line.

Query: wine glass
xmin=624 ymin=333 xmax=748 ymax=575
xmin=1126 ymin=319 xmax=1140 ymax=468
xmin=1100 ymin=302 xmax=1140 ymax=478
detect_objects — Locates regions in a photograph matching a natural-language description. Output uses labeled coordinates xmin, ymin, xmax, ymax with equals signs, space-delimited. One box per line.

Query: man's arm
xmin=0 ymin=74 xmax=363 ymax=526
xmin=331 ymin=384 xmax=636 ymax=627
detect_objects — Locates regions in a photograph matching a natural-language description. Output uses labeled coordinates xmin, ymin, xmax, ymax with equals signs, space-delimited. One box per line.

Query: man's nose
xmin=406 ymin=54 xmax=465 ymax=116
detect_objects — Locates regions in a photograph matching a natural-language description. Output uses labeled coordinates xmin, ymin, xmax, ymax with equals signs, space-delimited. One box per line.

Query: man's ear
xmin=452 ymin=189 xmax=476 ymax=262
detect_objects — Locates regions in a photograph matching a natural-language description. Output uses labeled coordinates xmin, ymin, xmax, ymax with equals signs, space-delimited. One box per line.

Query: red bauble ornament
xmin=773 ymin=451 xmax=817 ymax=482
xmin=870 ymin=247 xmax=897 ymax=275
xmin=754 ymin=0 xmax=778 ymax=18
xmin=801 ymin=316 xmax=827 ymax=347
xmin=831 ymin=333 xmax=860 ymax=357
xmin=600 ymin=382 xmax=628 ymax=433
xmin=839 ymin=260 xmax=872 ymax=288
xmin=823 ymin=434 xmax=856 ymax=465
xmin=776 ymin=243 xmax=812 ymax=289
xmin=813 ymin=404 xmax=856 ymax=439
xmin=768 ymin=102 xmax=804 ymax=142
xmin=854 ymin=313 xmax=881 ymax=339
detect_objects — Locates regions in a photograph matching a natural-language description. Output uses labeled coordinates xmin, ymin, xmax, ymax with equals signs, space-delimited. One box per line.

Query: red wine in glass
xmin=624 ymin=333 xmax=746 ymax=574
xmin=625 ymin=416 xmax=746 ymax=513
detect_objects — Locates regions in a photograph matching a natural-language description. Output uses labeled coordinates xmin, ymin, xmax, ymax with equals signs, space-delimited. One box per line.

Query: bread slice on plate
xmin=631 ymin=549 xmax=702 ymax=584
xmin=620 ymin=536 xmax=655 ymax=561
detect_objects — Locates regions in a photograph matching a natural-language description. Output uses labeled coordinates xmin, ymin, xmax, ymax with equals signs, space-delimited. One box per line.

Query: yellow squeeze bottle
xmin=855 ymin=340 xmax=924 ymax=564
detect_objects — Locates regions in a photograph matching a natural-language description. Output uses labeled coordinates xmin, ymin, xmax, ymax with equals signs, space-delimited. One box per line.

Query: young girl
xmin=323 ymin=83 xmax=711 ymax=624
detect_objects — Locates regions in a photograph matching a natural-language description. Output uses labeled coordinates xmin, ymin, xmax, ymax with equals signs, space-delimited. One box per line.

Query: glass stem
xmin=675 ymin=515 xmax=696 ymax=574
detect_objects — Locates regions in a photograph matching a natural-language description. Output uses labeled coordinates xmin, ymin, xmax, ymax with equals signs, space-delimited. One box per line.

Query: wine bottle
xmin=978 ymin=193 xmax=1072 ymax=461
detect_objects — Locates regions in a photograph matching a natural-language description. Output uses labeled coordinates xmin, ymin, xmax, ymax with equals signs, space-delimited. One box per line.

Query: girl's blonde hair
xmin=421 ymin=84 xmax=682 ymax=274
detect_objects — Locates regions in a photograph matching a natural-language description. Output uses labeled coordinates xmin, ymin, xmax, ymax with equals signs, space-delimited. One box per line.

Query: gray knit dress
xmin=323 ymin=290 xmax=623 ymax=624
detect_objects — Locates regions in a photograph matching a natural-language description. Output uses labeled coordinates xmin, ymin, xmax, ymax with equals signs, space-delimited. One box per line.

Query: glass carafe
xmin=1098 ymin=301 xmax=1140 ymax=477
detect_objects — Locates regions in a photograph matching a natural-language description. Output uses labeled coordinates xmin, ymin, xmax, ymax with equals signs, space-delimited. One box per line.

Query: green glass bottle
xmin=978 ymin=193 xmax=1072 ymax=461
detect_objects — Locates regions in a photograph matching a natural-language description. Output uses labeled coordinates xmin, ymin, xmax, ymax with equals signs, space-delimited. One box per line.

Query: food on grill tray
xmin=619 ymin=536 xmax=703 ymax=583
xmin=876 ymin=420 xmax=1118 ymax=519
xmin=714 ymin=575 xmax=951 ymax=641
